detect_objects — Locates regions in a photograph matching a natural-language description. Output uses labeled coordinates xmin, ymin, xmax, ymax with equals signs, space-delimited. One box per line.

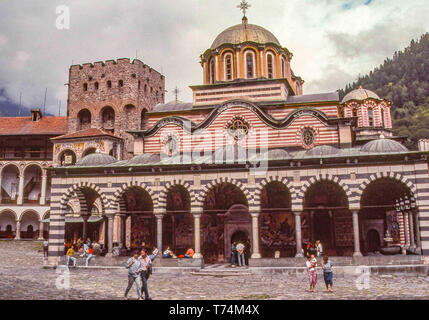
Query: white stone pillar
xmin=82 ymin=215 xmax=88 ymax=241
xmin=38 ymin=220 xmax=44 ymax=240
xmin=352 ymin=211 xmax=362 ymax=256
xmin=156 ymin=214 xmax=163 ymax=251
xmin=17 ymin=174 xmax=24 ymax=205
xmin=294 ymin=212 xmax=304 ymax=257
xmin=250 ymin=212 xmax=261 ymax=259
xmin=408 ymin=211 xmax=415 ymax=248
xmin=40 ymin=172 xmax=47 ymax=205
xmin=193 ymin=213 xmax=202 ymax=259
xmin=107 ymin=215 xmax=114 ymax=254
xmin=15 ymin=221 xmax=21 ymax=240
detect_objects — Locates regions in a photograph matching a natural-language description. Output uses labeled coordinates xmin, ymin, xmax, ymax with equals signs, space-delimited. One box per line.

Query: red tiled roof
xmin=0 ymin=116 xmax=67 ymax=136
xmin=51 ymin=128 xmax=121 ymax=141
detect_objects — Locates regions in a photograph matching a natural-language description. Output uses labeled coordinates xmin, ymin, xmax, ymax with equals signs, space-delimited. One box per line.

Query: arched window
xmin=107 ymin=80 xmax=112 ymax=88
xmin=267 ymin=53 xmax=274 ymax=79
xmin=101 ymin=106 xmax=115 ymax=132
xmin=118 ymin=80 xmax=123 ymax=87
xmin=245 ymin=52 xmax=255 ymax=79
xmin=209 ymin=58 xmax=215 ymax=84
xmin=141 ymin=108 xmax=148 ymax=130
xmin=83 ymin=83 xmax=88 ymax=91
xmin=94 ymin=82 xmax=99 ymax=90
xmin=77 ymin=109 xmax=91 ymax=130
xmin=281 ymin=56 xmax=287 ymax=78
xmin=295 ymin=82 xmax=300 ymax=95
xmin=224 ymin=53 xmax=233 ymax=81
xmin=368 ymin=108 xmax=374 ymax=127
xmin=352 ymin=108 xmax=358 ymax=118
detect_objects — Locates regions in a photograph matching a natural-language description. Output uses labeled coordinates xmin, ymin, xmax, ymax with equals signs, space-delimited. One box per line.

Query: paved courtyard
xmin=0 ymin=240 xmax=428 ymax=300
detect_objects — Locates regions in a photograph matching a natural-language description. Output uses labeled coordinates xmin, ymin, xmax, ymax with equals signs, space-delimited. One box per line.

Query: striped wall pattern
xmin=47 ymin=161 xmax=429 ymax=263
xmin=143 ymin=106 xmax=340 ymax=154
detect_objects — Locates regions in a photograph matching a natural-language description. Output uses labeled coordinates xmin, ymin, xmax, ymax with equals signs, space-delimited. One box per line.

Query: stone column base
xmin=251 ymin=253 xmax=261 ymax=259
xmin=353 ymin=251 xmax=363 ymax=257
xmin=193 ymin=253 xmax=203 ymax=259
xmin=45 ymin=256 xmax=60 ymax=267
xmin=295 ymin=253 xmax=304 ymax=258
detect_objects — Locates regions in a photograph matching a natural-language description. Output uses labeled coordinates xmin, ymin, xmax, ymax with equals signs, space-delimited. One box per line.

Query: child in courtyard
xmin=66 ymin=246 xmax=77 ymax=267
xmin=321 ymin=255 xmax=334 ymax=292
xmin=306 ymin=254 xmax=317 ymax=292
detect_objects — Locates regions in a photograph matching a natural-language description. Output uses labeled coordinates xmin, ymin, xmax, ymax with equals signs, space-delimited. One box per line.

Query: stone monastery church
xmin=0 ymin=3 xmax=428 ymax=267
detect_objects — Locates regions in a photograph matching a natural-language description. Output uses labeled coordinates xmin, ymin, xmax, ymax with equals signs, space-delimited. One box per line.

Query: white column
xmin=82 ymin=215 xmax=88 ymax=241
xmin=156 ymin=214 xmax=163 ymax=251
xmin=408 ymin=212 xmax=415 ymax=248
xmin=352 ymin=211 xmax=362 ymax=257
xmin=38 ymin=220 xmax=44 ymax=240
xmin=40 ymin=172 xmax=47 ymax=205
xmin=294 ymin=212 xmax=304 ymax=257
xmin=15 ymin=221 xmax=21 ymax=240
xmin=107 ymin=215 xmax=114 ymax=254
xmin=250 ymin=212 xmax=261 ymax=259
xmin=17 ymin=174 xmax=24 ymax=205
xmin=193 ymin=213 xmax=202 ymax=259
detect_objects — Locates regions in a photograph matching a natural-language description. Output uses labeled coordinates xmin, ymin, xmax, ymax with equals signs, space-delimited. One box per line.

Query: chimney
xmin=31 ymin=109 xmax=42 ymax=122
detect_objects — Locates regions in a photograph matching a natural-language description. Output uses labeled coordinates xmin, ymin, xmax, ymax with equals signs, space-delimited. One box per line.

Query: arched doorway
xmin=360 ymin=177 xmax=415 ymax=255
xmin=260 ymin=181 xmax=294 ymax=257
xmin=0 ymin=210 xmax=16 ymax=238
xmin=58 ymin=149 xmax=77 ymax=166
xmin=122 ymin=187 xmax=154 ymax=249
xmin=23 ymin=164 xmax=42 ymax=204
xmin=202 ymin=182 xmax=249 ymax=263
xmin=163 ymin=185 xmax=192 ymax=256
xmin=303 ymin=180 xmax=351 ymax=256
xmin=1 ymin=164 xmax=20 ymax=204
xmin=20 ymin=210 xmax=40 ymax=239
xmin=366 ymin=229 xmax=381 ymax=253
xmin=82 ymin=147 xmax=97 ymax=157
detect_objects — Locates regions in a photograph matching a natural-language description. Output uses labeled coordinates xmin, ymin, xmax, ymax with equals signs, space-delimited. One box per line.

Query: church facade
xmin=46 ymin=13 xmax=429 ymax=266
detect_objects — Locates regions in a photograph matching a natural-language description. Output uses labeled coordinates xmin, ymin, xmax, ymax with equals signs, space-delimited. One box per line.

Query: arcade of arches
xmin=51 ymin=177 xmax=421 ymax=262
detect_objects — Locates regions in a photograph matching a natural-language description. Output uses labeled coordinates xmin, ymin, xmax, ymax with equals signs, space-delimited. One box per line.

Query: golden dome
xmin=211 ymin=20 xmax=281 ymax=49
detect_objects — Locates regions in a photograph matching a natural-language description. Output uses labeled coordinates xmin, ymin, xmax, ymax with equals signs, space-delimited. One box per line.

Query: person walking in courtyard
xmin=66 ymin=246 xmax=77 ymax=267
xmin=124 ymin=250 xmax=143 ymax=300
xmin=316 ymin=240 xmax=323 ymax=258
xmin=231 ymin=241 xmax=237 ymax=267
xmin=321 ymin=255 xmax=334 ymax=292
xmin=43 ymin=239 xmax=49 ymax=257
xmin=138 ymin=248 xmax=152 ymax=300
xmin=306 ymin=254 xmax=317 ymax=292
xmin=236 ymin=242 xmax=245 ymax=267
xmin=85 ymin=246 xmax=94 ymax=266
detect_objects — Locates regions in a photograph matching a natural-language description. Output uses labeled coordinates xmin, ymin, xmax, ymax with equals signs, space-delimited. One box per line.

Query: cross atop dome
xmin=237 ymin=0 xmax=251 ymax=19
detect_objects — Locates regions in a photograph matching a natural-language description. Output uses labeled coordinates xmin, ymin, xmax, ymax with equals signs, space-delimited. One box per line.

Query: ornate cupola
xmin=192 ymin=1 xmax=304 ymax=107
xmin=341 ymin=86 xmax=393 ymax=141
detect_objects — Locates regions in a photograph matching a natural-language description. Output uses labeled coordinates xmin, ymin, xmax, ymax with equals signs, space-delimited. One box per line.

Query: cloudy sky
xmin=0 ymin=0 xmax=428 ymax=115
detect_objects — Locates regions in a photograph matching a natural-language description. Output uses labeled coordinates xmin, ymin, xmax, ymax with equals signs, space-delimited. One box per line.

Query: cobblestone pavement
xmin=1 ymin=240 xmax=429 ymax=300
